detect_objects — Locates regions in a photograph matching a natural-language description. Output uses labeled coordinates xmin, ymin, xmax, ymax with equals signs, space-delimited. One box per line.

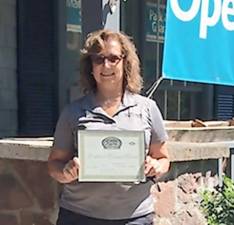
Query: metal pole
xmin=218 ymin=158 xmax=223 ymax=187
xmin=231 ymin=148 xmax=234 ymax=181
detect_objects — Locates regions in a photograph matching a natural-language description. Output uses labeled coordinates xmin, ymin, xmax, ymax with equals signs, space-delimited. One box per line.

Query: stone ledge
xmin=167 ymin=141 xmax=231 ymax=162
xmin=0 ymin=138 xmax=52 ymax=161
xmin=0 ymin=138 xmax=231 ymax=162
xmin=167 ymin=127 xmax=234 ymax=142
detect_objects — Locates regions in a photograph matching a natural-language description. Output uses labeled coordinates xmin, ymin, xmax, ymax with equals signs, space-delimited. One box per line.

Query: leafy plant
xmin=200 ymin=176 xmax=234 ymax=225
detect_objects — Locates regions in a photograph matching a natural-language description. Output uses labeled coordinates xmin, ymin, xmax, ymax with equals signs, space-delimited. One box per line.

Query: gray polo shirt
xmin=53 ymin=90 xmax=168 ymax=220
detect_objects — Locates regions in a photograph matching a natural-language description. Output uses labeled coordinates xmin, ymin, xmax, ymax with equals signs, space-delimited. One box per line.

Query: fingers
xmin=145 ymin=156 xmax=161 ymax=177
xmin=63 ymin=157 xmax=80 ymax=182
xmin=144 ymin=156 xmax=152 ymax=175
xmin=73 ymin=157 xmax=80 ymax=168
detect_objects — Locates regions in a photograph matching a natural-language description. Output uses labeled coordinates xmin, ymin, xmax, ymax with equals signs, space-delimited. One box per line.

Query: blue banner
xmin=162 ymin=0 xmax=234 ymax=86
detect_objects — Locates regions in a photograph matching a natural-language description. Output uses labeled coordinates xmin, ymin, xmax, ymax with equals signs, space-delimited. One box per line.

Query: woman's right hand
xmin=62 ymin=157 xmax=80 ymax=183
xmin=48 ymin=149 xmax=80 ymax=184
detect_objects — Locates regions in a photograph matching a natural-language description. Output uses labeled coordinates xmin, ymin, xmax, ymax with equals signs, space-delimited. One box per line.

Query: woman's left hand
xmin=145 ymin=142 xmax=170 ymax=178
xmin=144 ymin=155 xmax=162 ymax=177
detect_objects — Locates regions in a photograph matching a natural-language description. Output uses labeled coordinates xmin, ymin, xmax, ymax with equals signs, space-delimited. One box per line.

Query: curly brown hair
xmin=80 ymin=29 xmax=143 ymax=94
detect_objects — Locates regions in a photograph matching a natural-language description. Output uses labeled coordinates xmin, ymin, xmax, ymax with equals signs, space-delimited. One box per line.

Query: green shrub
xmin=200 ymin=176 xmax=234 ymax=225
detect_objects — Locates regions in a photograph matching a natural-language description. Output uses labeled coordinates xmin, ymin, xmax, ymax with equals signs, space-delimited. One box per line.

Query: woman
xmin=48 ymin=29 xmax=170 ymax=225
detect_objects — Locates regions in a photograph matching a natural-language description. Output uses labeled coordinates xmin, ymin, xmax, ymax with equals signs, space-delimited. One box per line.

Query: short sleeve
xmin=149 ymin=100 xmax=168 ymax=144
xmin=53 ymin=106 xmax=74 ymax=152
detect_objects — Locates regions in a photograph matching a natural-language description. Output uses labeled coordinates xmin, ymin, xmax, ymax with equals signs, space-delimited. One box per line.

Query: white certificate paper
xmin=78 ymin=130 xmax=145 ymax=182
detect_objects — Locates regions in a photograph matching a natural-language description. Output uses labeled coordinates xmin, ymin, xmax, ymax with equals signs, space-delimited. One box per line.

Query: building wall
xmin=0 ymin=0 xmax=17 ymax=137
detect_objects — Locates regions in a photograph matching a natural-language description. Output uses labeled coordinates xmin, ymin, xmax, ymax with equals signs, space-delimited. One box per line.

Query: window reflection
xmin=121 ymin=0 xmax=205 ymax=120
xmin=65 ymin=0 xmax=82 ymax=102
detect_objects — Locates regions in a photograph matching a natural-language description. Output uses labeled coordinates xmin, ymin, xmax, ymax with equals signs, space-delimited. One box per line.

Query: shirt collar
xmin=80 ymin=90 xmax=137 ymax=112
xmin=121 ymin=90 xmax=137 ymax=108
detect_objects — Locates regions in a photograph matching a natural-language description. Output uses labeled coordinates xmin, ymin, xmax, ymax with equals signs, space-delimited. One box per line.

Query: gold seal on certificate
xmin=78 ymin=130 xmax=145 ymax=182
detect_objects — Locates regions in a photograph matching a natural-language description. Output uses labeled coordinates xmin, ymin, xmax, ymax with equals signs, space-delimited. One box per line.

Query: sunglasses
xmin=90 ymin=54 xmax=124 ymax=65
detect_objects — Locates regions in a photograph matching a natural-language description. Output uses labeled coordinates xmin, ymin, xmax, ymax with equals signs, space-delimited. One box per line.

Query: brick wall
xmin=0 ymin=159 xmax=60 ymax=225
xmin=152 ymin=160 xmax=219 ymax=225
xmin=0 ymin=0 xmax=17 ymax=137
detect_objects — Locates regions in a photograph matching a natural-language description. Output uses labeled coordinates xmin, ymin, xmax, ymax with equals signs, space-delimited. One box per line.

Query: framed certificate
xmin=78 ymin=130 xmax=145 ymax=182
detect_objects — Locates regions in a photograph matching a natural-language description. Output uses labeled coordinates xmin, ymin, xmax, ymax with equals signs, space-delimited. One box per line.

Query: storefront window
xmin=143 ymin=0 xmax=166 ymax=84
xmin=121 ymin=0 xmax=166 ymax=89
xmin=121 ymin=0 xmax=208 ymax=120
